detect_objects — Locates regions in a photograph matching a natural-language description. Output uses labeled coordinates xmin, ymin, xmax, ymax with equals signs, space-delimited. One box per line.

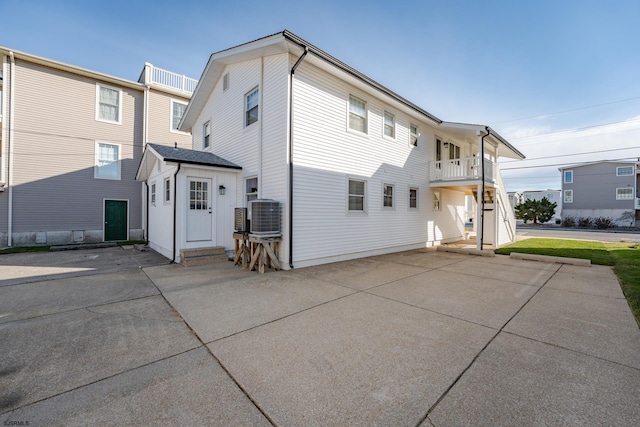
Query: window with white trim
xmin=409 ymin=188 xmax=418 ymax=208
xmin=564 ymin=190 xmax=573 ymax=203
xmin=383 ymin=184 xmax=394 ymax=208
xmin=617 ymin=166 xmax=634 ymax=176
xmin=433 ymin=191 xmax=441 ymax=211
xmin=245 ymin=177 xmax=258 ymax=205
xmin=410 ymin=124 xmax=418 ymax=147
xmin=348 ymin=95 xmax=367 ymax=133
xmin=245 ymin=88 xmax=259 ymax=126
xmin=564 ymin=170 xmax=573 ymax=183
xmin=150 ymin=182 xmax=156 ymax=206
xmin=94 ymin=142 xmax=121 ymax=180
xmin=203 ymin=121 xmax=210 ymax=148
xmin=383 ymin=111 xmax=395 ymax=138
xmin=164 ymin=178 xmax=171 ymax=203
xmin=223 ymin=72 xmax=229 ymax=91
xmin=96 ymin=84 xmax=122 ymax=124
xmin=171 ymin=100 xmax=187 ymax=131
xmin=616 ymin=188 xmax=634 ymax=200
xmin=348 ymin=179 xmax=366 ymax=212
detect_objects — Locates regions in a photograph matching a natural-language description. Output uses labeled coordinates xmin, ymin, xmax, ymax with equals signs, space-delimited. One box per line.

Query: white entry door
xmin=186 ymin=178 xmax=213 ymax=242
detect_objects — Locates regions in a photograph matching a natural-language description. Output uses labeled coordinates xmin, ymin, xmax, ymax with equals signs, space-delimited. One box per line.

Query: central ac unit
xmin=234 ymin=208 xmax=248 ymax=232
xmin=249 ymin=199 xmax=281 ymax=235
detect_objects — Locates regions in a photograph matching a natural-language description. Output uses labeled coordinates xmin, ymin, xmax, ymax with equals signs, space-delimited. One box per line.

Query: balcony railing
xmin=140 ymin=63 xmax=198 ymax=94
xmin=431 ymin=157 xmax=495 ymax=182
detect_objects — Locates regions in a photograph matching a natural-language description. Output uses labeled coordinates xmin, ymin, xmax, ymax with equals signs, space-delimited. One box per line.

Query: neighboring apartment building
xmin=0 ymin=47 xmax=196 ymax=247
xmin=137 ymin=30 xmax=525 ymax=267
xmin=522 ymin=189 xmax=562 ymax=223
xmin=507 ymin=191 xmax=523 ymax=216
xmin=560 ymin=161 xmax=639 ymax=226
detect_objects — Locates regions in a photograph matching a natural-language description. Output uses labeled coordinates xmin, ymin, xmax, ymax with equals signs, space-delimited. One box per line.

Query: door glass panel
xmin=189 ymin=180 xmax=209 ymax=210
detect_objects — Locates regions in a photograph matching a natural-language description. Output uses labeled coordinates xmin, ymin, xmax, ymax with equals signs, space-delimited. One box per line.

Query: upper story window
xmin=96 ymin=84 xmax=122 ymax=124
xmin=449 ymin=142 xmax=461 ymax=160
xmin=564 ymin=170 xmax=573 ymax=183
xmin=348 ymin=95 xmax=367 ymax=133
xmin=150 ymin=182 xmax=156 ymax=205
xmin=348 ymin=179 xmax=366 ymax=212
xmin=203 ymin=121 xmax=211 ymax=149
xmin=383 ymin=111 xmax=395 ymax=138
xmin=564 ymin=190 xmax=573 ymax=203
xmin=171 ymin=100 xmax=187 ymax=132
xmin=617 ymin=166 xmax=634 ymax=176
xmin=435 ymin=139 xmax=442 ymax=163
xmin=94 ymin=141 xmax=121 ymax=180
xmin=245 ymin=88 xmax=259 ymax=127
xmin=409 ymin=188 xmax=418 ymax=208
xmin=616 ymin=188 xmax=634 ymax=200
xmin=410 ymin=124 xmax=418 ymax=147
xmin=245 ymin=177 xmax=258 ymax=205
xmin=383 ymin=184 xmax=394 ymax=208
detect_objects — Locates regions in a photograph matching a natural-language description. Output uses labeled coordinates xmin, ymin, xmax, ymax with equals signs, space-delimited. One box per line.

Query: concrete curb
xmin=437 ymin=246 xmax=495 ymax=257
xmin=509 ymin=252 xmax=591 ymax=266
xmin=50 ymin=242 xmax=118 ymax=252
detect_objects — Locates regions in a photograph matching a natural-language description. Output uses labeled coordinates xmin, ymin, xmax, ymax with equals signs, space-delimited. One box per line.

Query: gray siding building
xmin=559 ymin=161 xmax=639 ymax=226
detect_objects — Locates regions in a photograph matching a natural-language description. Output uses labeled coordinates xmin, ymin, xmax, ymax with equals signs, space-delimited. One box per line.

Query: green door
xmin=105 ymin=200 xmax=128 ymax=241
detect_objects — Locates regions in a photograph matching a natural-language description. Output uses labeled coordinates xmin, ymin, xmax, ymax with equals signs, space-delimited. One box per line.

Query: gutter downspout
xmin=172 ymin=163 xmax=181 ymax=263
xmin=288 ymin=46 xmax=308 ymax=269
xmin=479 ymin=127 xmax=489 ymax=250
xmin=144 ymin=182 xmax=149 ymax=241
xmin=7 ymin=51 xmax=15 ymax=247
xmin=142 ymin=84 xmax=150 ymax=241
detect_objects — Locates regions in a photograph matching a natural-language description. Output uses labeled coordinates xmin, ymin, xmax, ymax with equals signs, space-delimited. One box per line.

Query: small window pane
xmin=410 ymin=125 xmax=418 ymax=146
xmin=203 ymin=121 xmax=211 ymax=148
xmin=383 ymin=185 xmax=393 ymax=207
xmin=564 ymin=190 xmax=573 ymax=203
xmin=95 ymin=143 xmax=119 ymax=179
xmin=564 ymin=170 xmax=573 ymax=183
xmin=433 ymin=191 xmax=441 ymax=211
xmin=617 ymin=188 xmax=633 ymax=200
xmin=172 ymin=102 xmax=187 ymax=130
xmin=349 ymin=95 xmax=367 ymax=133
xmin=246 ymin=89 xmax=259 ymax=126
xmin=98 ymin=86 xmax=120 ymax=122
xmin=384 ymin=112 xmax=395 ymax=138
xmin=348 ymin=179 xmax=365 ymax=212
xmin=617 ymin=166 xmax=633 ymax=176
xmin=409 ymin=188 xmax=418 ymax=208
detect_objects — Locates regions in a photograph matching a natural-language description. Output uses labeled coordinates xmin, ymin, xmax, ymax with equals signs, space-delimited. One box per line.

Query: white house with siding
xmin=0 ymin=47 xmax=197 ymax=247
xmin=137 ymin=30 xmax=525 ymax=267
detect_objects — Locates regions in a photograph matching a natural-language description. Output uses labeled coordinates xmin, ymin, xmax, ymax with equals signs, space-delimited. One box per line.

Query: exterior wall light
xmin=219 ymin=185 xmax=226 ymax=195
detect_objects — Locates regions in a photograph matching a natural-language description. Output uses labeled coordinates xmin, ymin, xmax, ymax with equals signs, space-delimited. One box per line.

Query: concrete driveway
xmin=1 ymin=247 xmax=639 ymax=426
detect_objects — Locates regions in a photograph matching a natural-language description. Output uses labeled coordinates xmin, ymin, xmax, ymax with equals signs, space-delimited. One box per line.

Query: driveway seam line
xmin=414 ymin=256 xmax=561 ymax=427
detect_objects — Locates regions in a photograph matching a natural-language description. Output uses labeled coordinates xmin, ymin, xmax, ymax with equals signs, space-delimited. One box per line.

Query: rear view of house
xmin=138 ymin=30 xmax=525 ymax=267
xmin=0 ymin=48 xmax=196 ymax=247
xmin=560 ymin=161 xmax=639 ymax=227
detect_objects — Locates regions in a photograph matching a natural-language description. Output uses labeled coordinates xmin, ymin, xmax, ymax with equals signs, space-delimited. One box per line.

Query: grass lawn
xmin=496 ymin=238 xmax=640 ymax=325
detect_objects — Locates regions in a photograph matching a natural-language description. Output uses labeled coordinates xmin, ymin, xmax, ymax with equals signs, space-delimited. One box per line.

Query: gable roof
xmin=180 ymin=30 xmax=525 ymax=160
xmin=136 ymin=143 xmax=241 ymax=181
xmin=558 ymin=160 xmax=638 ymax=171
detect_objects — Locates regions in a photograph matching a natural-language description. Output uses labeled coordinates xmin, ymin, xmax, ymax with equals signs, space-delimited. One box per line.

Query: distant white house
xmin=521 ymin=190 xmax=562 ymax=223
xmin=507 ymin=192 xmax=523 ymax=216
xmin=137 ymin=30 xmax=525 ymax=267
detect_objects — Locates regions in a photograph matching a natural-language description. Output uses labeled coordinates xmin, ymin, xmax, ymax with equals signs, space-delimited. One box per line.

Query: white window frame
xmin=616 ymin=166 xmax=634 ymax=176
xmin=245 ymin=87 xmax=259 ymax=127
xmin=164 ymin=177 xmax=171 ymax=204
xmin=245 ymin=176 xmax=258 ymax=206
xmin=564 ymin=189 xmax=573 ymax=203
xmin=383 ymin=111 xmax=395 ymax=139
xmin=409 ymin=124 xmax=419 ymax=147
xmin=223 ymin=72 xmax=230 ymax=92
xmin=564 ymin=170 xmax=573 ymax=183
xmin=170 ymin=100 xmax=188 ymax=134
xmin=433 ymin=191 xmax=441 ymax=211
xmin=203 ymin=121 xmax=211 ymax=149
xmin=94 ymin=141 xmax=121 ymax=180
xmin=348 ymin=94 xmax=367 ymax=135
xmin=95 ymin=84 xmax=122 ymax=124
xmin=616 ymin=187 xmax=634 ymax=200
xmin=409 ymin=187 xmax=418 ymax=209
xmin=347 ymin=178 xmax=367 ymax=213
xmin=383 ymin=184 xmax=394 ymax=208
xmin=150 ymin=182 xmax=156 ymax=206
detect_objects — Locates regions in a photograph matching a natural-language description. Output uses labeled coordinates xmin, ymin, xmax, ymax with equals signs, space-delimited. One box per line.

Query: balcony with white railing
xmin=430 ymin=157 xmax=495 ymax=183
xmin=139 ymin=63 xmax=198 ymax=94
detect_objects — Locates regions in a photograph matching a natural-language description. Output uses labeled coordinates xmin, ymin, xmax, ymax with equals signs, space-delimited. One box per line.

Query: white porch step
xmin=180 ymin=246 xmax=227 ymax=267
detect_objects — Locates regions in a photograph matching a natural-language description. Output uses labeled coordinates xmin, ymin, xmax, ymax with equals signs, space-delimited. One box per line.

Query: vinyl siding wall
xmin=562 ymin=163 xmax=636 ymax=210
xmin=146 ymin=89 xmax=191 ymax=148
xmin=290 ymin=59 xmax=459 ymax=266
xmin=6 ymin=59 xmax=144 ymax=241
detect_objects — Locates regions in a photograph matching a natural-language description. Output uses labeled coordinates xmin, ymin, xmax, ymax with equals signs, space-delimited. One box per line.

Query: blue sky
xmin=4 ymin=0 xmax=640 ymax=192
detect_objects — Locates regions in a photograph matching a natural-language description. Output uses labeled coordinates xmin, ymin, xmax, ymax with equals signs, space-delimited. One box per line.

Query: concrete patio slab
xmin=0 ymin=295 xmax=200 ymax=412
xmin=505 ymin=287 xmax=640 ymax=368
xmin=546 ymin=264 xmax=626 ymax=297
xmin=367 ymin=249 xmax=468 ymax=269
xmin=144 ymin=261 xmax=251 ymax=293
xmin=294 ymin=257 xmax=428 ymax=290
xmin=369 ymin=269 xmax=539 ymax=329
xmin=428 ymin=333 xmax=640 ymax=426
xmin=439 ymin=257 xmax=557 ymax=287
xmin=0 ymin=270 xmax=159 ymax=324
xmin=209 ymin=292 xmax=495 ymax=427
xmin=1 ymin=348 xmax=271 ymax=426
xmin=156 ymin=268 xmax=355 ymax=343
xmin=477 ymin=253 xmax=563 ymax=271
